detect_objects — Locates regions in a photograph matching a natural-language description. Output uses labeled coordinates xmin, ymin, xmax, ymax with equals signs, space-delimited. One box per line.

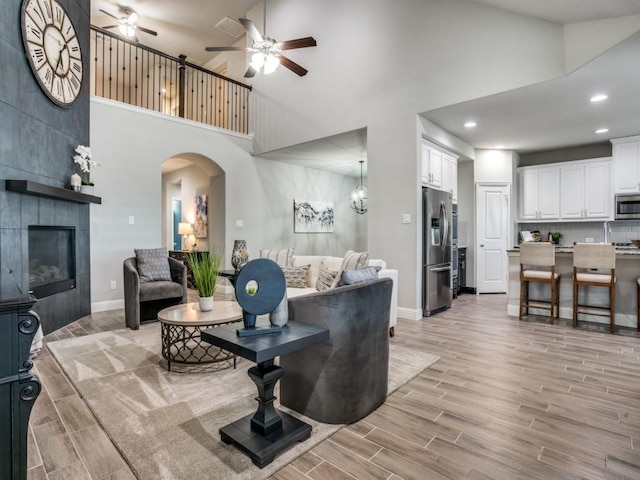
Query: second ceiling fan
xmin=205 ymin=2 xmax=316 ymax=77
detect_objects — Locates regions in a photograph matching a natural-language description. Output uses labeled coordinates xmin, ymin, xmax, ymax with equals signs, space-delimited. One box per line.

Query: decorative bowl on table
xmin=631 ymin=240 xmax=640 ymax=248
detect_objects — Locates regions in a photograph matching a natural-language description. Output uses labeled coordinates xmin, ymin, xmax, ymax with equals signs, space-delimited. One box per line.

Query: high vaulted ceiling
xmin=90 ymin=1 xmax=640 ymax=176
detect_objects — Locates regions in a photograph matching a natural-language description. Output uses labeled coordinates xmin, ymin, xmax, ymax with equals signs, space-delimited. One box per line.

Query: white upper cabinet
xmin=442 ymin=153 xmax=458 ymax=203
xmin=612 ymin=137 xmax=640 ymax=194
xmin=518 ymin=166 xmax=559 ymax=221
xmin=422 ymin=144 xmax=442 ymax=188
xmin=560 ymin=159 xmax=612 ymax=220
xmin=421 ymin=141 xmax=458 ymax=201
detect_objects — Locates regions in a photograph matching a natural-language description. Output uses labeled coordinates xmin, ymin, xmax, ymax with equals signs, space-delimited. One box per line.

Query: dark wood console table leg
xmin=219 ymin=359 xmax=311 ymax=468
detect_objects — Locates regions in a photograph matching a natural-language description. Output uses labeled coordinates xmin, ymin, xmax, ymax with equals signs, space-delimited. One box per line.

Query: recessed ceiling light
xmin=595 ymin=128 xmax=609 ymax=134
xmin=590 ymin=94 xmax=608 ymax=102
xmin=464 ymin=121 xmax=477 ymax=128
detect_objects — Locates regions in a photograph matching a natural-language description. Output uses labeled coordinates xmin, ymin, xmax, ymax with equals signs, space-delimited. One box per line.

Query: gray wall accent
xmin=0 ymin=0 xmax=91 ymax=333
xmin=519 ymin=142 xmax=612 ymax=166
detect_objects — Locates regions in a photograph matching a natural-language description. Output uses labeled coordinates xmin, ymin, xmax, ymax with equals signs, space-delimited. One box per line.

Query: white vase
xmin=198 ymin=296 xmax=214 ymax=312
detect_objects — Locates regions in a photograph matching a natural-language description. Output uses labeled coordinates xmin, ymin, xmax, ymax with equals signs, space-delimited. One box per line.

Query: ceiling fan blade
xmin=136 ymin=25 xmax=158 ymax=36
xmin=99 ymin=9 xmax=120 ymax=21
xmin=244 ymin=66 xmax=257 ymax=78
xmin=279 ymin=55 xmax=308 ymax=76
xmin=239 ymin=18 xmax=263 ymax=43
xmin=101 ymin=25 xmax=118 ymax=30
xmin=278 ymin=37 xmax=317 ymax=51
xmin=205 ymin=46 xmax=250 ymax=52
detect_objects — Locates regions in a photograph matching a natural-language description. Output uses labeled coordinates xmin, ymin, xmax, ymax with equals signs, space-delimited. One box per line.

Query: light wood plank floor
xmin=28 ymin=293 xmax=640 ymax=479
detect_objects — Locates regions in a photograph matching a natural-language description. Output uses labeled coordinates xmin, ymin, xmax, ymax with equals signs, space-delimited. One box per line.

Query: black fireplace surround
xmin=28 ymin=226 xmax=76 ymax=299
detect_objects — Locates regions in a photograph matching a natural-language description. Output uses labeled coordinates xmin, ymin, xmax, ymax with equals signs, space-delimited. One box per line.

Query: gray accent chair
xmin=123 ymin=256 xmax=188 ymax=330
xmin=279 ymin=277 xmax=392 ymax=424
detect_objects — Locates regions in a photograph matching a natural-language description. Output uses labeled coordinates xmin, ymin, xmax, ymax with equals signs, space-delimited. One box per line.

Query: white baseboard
xmin=397 ymin=307 xmax=422 ymax=321
xmin=92 ymin=299 xmax=124 ymax=313
xmin=506 ymin=304 xmax=636 ymax=328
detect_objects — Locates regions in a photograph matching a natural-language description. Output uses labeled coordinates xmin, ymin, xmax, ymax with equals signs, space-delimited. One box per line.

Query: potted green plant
xmin=188 ymin=250 xmax=222 ymax=311
xmin=551 ymin=232 xmax=563 ymax=245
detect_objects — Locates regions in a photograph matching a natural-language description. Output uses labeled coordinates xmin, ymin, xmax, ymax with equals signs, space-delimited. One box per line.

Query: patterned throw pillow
xmin=330 ymin=250 xmax=369 ymax=288
xmin=316 ymin=264 xmax=338 ymax=291
xmin=134 ymin=247 xmax=172 ymax=282
xmin=281 ymin=265 xmax=310 ymax=288
xmin=260 ymin=248 xmax=294 ymax=266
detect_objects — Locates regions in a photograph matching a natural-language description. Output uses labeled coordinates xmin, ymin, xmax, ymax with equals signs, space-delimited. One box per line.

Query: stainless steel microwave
xmin=615 ymin=194 xmax=640 ymax=220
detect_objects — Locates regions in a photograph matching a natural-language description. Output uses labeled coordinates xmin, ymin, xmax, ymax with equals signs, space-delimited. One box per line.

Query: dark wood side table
xmin=168 ymin=250 xmax=207 ymax=287
xmin=201 ymin=321 xmax=329 ymax=468
xmin=217 ymin=269 xmax=239 ymax=288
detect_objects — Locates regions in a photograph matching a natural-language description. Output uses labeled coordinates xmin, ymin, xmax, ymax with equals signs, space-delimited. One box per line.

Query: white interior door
xmin=476 ymin=184 xmax=510 ymax=293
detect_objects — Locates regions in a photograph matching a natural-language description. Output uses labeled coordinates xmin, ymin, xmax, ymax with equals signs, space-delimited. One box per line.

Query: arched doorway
xmin=160 ymin=153 xmax=226 ymax=256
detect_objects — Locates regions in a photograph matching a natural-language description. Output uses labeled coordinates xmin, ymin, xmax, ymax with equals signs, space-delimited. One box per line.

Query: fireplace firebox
xmin=28 ymin=226 xmax=76 ymax=298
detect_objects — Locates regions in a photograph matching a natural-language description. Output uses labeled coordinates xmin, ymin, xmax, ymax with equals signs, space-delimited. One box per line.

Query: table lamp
xmin=178 ymin=222 xmax=193 ymax=251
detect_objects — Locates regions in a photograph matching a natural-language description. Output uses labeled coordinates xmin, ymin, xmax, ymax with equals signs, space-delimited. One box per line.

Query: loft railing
xmin=90 ymin=26 xmax=251 ymax=134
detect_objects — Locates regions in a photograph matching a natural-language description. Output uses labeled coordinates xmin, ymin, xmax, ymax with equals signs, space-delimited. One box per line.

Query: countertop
xmin=508 ymin=245 xmax=640 ymax=255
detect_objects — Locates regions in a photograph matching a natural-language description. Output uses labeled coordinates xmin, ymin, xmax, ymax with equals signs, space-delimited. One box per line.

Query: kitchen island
xmin=507 ymin=246 xmax=640 ymax=329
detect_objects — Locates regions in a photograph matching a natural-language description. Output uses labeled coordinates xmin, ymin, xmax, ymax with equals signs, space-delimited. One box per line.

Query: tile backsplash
xmin=516 ymin=220 xmax=640 ymax=246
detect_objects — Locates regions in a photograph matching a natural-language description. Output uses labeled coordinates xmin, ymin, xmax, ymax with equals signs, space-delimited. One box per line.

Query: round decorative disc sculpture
xmin=235 ymin=258 xmax=286 ymax=335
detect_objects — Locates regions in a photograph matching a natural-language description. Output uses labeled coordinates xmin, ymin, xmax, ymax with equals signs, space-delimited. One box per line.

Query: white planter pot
xmin=198 ymin=296 xmax=214 ymax=312
xmin=80 ymin=185 xmax=94 ymax=195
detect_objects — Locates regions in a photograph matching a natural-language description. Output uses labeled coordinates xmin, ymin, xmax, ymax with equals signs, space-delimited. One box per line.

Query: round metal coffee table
xmin=158 ymin=301 xmax=242 ymax=371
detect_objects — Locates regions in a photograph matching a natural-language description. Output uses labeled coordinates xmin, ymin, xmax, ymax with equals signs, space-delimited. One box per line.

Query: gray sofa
xmin=279 ymin=277 xmax=392 ymax=424
xmin=123 ymin=256 xmax=188 ymax=329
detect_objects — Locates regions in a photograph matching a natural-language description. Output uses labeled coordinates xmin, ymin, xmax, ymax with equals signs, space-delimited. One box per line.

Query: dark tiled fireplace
xmin=1 ymin=183 xmax=95 ymax=334
xmin=28 ymin=226 xmax=76 ymax=298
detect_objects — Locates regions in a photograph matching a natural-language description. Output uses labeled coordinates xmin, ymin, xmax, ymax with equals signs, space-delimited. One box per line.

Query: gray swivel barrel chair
xmin=279 ymin=277 xmax=392 ymax=424
xmin=123 ymin=256 xmax=187 ymax=329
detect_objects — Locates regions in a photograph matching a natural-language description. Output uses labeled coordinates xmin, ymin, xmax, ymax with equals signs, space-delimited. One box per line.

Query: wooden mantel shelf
xmin=5 ymin=180 xmax=102 ymax=204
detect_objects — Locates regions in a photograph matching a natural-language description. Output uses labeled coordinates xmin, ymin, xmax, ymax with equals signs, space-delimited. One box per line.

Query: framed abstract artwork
xmin=194 ymin=194 xmax=208 ymax=238
xmin=293 ymin=199 xmax=334 ymax=233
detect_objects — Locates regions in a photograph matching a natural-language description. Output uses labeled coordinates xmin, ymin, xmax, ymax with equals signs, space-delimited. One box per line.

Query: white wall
xmin=162 ymin=164 xmax=216 ymax=252
xmin=457 ymin=161 xmax=475 ymax=287
xmin=89 ymin=98 xmax=365 ymax=311
xmin=474 ymin=149 xmax=515 ymax=184
xmin=243 ymin=0 xmax=566 ymax=317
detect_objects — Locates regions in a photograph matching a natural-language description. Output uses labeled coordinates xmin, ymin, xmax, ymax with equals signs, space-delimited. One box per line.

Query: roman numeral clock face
xmin=21 ymin=0 xmax=83 ymax=107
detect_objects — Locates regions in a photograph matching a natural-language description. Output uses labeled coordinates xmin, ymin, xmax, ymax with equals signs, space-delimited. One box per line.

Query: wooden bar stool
xmin=572 ymin=242 xmax=616 ymax=333
xmin=519 ymin=242 xmax=560 ymax=323
xmin=637 ymin=279 xmax=640 ymax=331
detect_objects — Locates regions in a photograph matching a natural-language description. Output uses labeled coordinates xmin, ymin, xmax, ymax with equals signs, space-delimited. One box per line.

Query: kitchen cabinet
xmin=518 ymin=166 xmax=559 ymax=221
xmin=612 ymin=136 xmax=640 ymax=194
xmin=560 ymin=159 xmax=612 ymax=220
xmin=442 ymin=153 xmax=458 ymax=203
xmin=422 ymin=143 xmax=442 ymax=188
xmin=421 ymin=141 xmax=458 ymax=201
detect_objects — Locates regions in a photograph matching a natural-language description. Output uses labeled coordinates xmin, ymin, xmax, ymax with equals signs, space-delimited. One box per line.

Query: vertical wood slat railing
xmin=90 ymin=26 xmax=251 ymax=135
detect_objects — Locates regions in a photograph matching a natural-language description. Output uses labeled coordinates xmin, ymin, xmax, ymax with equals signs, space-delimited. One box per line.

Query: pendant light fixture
xmin=349 ymin=160 xmax=368 ymax=214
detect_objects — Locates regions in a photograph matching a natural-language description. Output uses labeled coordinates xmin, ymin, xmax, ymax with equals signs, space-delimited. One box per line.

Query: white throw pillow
xmin=259 ymin=248 xmax=294 ymax=266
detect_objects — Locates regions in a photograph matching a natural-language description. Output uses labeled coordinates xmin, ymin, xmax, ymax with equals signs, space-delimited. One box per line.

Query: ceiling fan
xmin=205 ymin=3 xmax=316 ymax=78
xmin=99 ymin=7 xmax=158 ymax=42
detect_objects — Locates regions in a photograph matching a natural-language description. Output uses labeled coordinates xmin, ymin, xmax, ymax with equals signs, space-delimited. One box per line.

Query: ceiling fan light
xmin=263 ymin=54 xmax=280 ymax=74
xmin=250 ymin=52 xmax=265 ymax=70
xmin=127 ymin=11 xmax=139 ymax=24
xmin=119 ymin=23 xmax=136 ymax=38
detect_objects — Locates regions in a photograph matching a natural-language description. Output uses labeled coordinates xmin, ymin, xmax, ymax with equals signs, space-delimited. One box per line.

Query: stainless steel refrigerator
xmin=422 ymin=187 xmax=452 ymax=316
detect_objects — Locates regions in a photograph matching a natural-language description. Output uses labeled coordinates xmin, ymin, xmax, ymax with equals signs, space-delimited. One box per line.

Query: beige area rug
xmin=47 ymin=322 xmax=439 ymax=480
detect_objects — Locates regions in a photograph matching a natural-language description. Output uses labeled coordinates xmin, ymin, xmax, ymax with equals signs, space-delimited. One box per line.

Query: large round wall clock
xmin=21 ymin=0 xmax=83 ymax=107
